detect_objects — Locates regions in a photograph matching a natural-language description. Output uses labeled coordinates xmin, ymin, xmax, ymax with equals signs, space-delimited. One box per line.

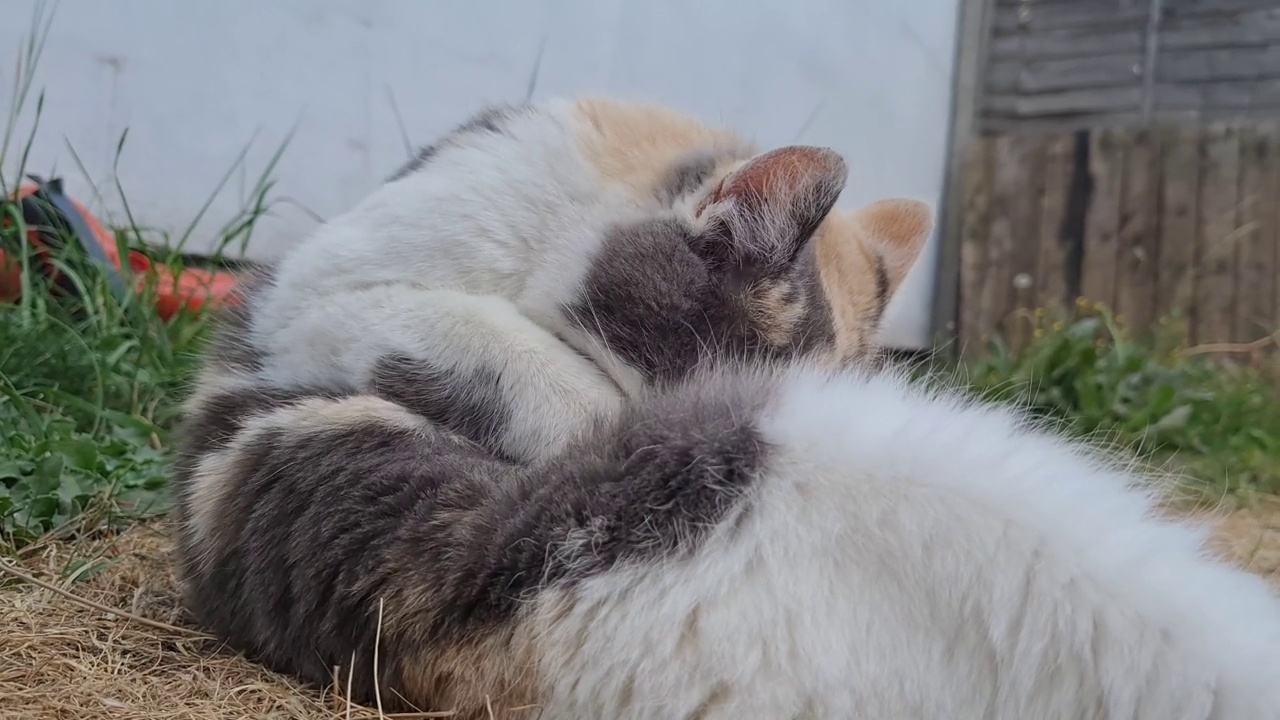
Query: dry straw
xmin=0 ymin=523 xmax=462 ymax=719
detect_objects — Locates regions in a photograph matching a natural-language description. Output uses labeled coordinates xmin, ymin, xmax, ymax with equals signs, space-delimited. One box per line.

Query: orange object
xmin=0 ymin=177 xmax=243 ymax=319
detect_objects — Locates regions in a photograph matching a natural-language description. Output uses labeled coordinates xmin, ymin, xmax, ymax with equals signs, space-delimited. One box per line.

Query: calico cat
xmin=173 ymin=128 xmax=940 ymax=713
xmin=175 ymin=227 xmax=1280 ymax=718
xmin=208 ymin=97 xmax=922 ymax=464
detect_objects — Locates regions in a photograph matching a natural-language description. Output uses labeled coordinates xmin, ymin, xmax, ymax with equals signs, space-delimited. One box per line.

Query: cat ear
xmin=692 ymin=145 xmax=848 ymax=274
xmin=812 ymin=199 xmax=933 ymax=361
xmin=848 ymin=198 xmax=932 ymax=297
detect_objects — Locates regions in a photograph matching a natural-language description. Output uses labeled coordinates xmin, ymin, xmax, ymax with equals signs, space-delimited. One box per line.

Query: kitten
xmin=174 ymin=202 xmax=1280 ymax=718
xmin=201 ymin=97 xmax=923 ymax=463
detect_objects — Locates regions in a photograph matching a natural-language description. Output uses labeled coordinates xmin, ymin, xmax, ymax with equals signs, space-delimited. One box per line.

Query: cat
xmin=175 ymin=239 xmax=1280 ymax=719
xmin=198 ymin=97 xmax=924 ymax=464
xmin=172 ymin=122 xmax=943 ymax=713
xmin=172 ymin=98 xmax=1280 ymax=718
xmin=178 ymin=360 xmax=1280 ymax=719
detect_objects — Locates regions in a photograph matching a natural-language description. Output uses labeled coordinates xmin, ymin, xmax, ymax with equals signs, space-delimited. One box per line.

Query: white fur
xmin=273 ymin=286 xmax=625 ymax=460
xmin=246 ymin=99 xmax=651 ymax=460
xmin=255 ymin=99 xmax=634 ymax=336
xmin=534 ymin=368 xmax=1280 ymax=719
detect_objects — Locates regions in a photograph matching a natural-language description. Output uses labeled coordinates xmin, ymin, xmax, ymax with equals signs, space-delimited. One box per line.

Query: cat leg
xmin=254 ymin=285 xmax=624 ymax=462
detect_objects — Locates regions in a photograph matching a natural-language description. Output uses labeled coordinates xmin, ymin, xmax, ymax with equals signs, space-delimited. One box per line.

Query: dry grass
xmin=0 ymin=523 xmax=445 ymax=720
xmin=1201 ymin=493 xmax=1280 ymax=587
xmin=2 ymin=502 xmax=1279 ymax=720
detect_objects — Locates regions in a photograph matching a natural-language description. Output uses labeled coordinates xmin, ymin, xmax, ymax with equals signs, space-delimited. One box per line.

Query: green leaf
xmin=62 ymin=557 xmax=121 ymax=583
xmin=0 ymin=460 xmax=30 ymax=482
xmin=23 ymin=494 xmax=58 ymax=525
xmin=60 ymin=437 xmax=101 ymax=472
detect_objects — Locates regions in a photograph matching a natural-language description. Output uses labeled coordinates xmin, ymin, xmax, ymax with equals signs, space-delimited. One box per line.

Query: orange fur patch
xmin=386 ymin=593 xmax=545 ymax=718
xmin=750 ymin=279 xmax=805 ymax=347
xmin=394 ymin=632 xmax=544 ymax=719
xmin=813 ymin=211 xmax=884 ymax=360
xmin=573 ymin=96 xmax=748 ymax=197
xmin=815 ymin=201 xmax=933 ymax=360
xmin=850 ymin=198 xmax=933 ymax=291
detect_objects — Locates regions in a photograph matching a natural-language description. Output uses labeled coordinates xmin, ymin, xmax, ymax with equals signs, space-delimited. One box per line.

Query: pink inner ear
xmin=695 ymin=146 xmax=846 ymax=218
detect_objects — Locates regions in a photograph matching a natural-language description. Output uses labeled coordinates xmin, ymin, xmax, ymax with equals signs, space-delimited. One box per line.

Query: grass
xmin=0 ymin=1 xmax=285 ymax=553
xmin=951 ymin=301 xmax=1280 ymax=497
xmin=0 ymin=238 xmax=207 ymax=548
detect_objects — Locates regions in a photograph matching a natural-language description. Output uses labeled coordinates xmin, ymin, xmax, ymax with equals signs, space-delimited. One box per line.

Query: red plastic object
xmin=0 ymin=181 xmax=242 ymax=319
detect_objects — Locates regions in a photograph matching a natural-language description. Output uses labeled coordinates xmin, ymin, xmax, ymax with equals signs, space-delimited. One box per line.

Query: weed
xmin=954 ymin=301 xmax=1279 ymax=496
xmin=0 ymin=1 xmax=284 ymax=550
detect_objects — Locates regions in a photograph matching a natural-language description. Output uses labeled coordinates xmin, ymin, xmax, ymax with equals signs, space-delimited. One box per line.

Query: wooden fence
xmin=981 ymin=0 xmax=1280 ymax=133
xmin=957 ymin=120 xmax=1280 ymax=353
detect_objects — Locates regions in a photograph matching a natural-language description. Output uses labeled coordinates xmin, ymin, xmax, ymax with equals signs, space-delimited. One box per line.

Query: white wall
xmin=1 ymin=0 xmax=960 ymax=349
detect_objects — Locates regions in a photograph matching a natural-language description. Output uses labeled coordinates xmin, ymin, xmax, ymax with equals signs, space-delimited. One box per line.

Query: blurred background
xmin=0 ymin=0 xmax=958 ymax=351
xmin=951 ymin=0 xmax=1280 ymax=356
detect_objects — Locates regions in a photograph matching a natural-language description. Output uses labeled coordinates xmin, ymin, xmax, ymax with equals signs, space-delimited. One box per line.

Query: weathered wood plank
xmin=1154 ymin=79 xmax=1280 ymax=111
xmin=1034 ymin=133 xmax=1079 ymax=315
xmin=994 ymin=3 xmax=1149 ymax=34
xmin=962 ymin=120 xmax=1280 ymax=347
xmin=1160 ymin=8 xmax=1280 ymax=51
xmin=987 ymin=54 xmax=1145 ymax=94
xmin=932 ymin=0 xmax=995 ymax=350
xmin=1186 ymin=106 xmax=1280 ymax=123
xmin=959 ymin=139 xmax=996 ymax=354
xmin=977 ymin=135 xmax=1031 ymax=349
xmin=1234 ymin=123 xmax=1280 ymax=340
xmin=1004 ymin=135 xmax=1050 ymax=350
xmin=1114 ymin=129 xmax=1161 ymax=330
xmin=1163 ymin=0 xmax=1280 ymax=21
xmin=1157 ymin=45 xmax=1280 ymax=84
xmin=982 ymin=112 xmax=1146 ymax=135
xmin=986 ymin=86 xmax=1143 ymax=118
xmin=990 ymin=27 xmax=1145 ymax=61
xmin=1081 ymin=128 xmax=1127 ymax=309
xmin=1193 ymin=123 xmax=1242 ymax=344
xmin=1156 ymin=125 xmax=1202 ymax=319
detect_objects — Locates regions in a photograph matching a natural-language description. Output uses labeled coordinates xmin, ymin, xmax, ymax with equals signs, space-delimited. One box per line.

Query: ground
xmin=1 ymin=524 xmax=396 ymax=720
xmin=1207 ymin=494 xmax=1280 ymax=587
xmin=2 ymin=496 xmax=1278 ymax=720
